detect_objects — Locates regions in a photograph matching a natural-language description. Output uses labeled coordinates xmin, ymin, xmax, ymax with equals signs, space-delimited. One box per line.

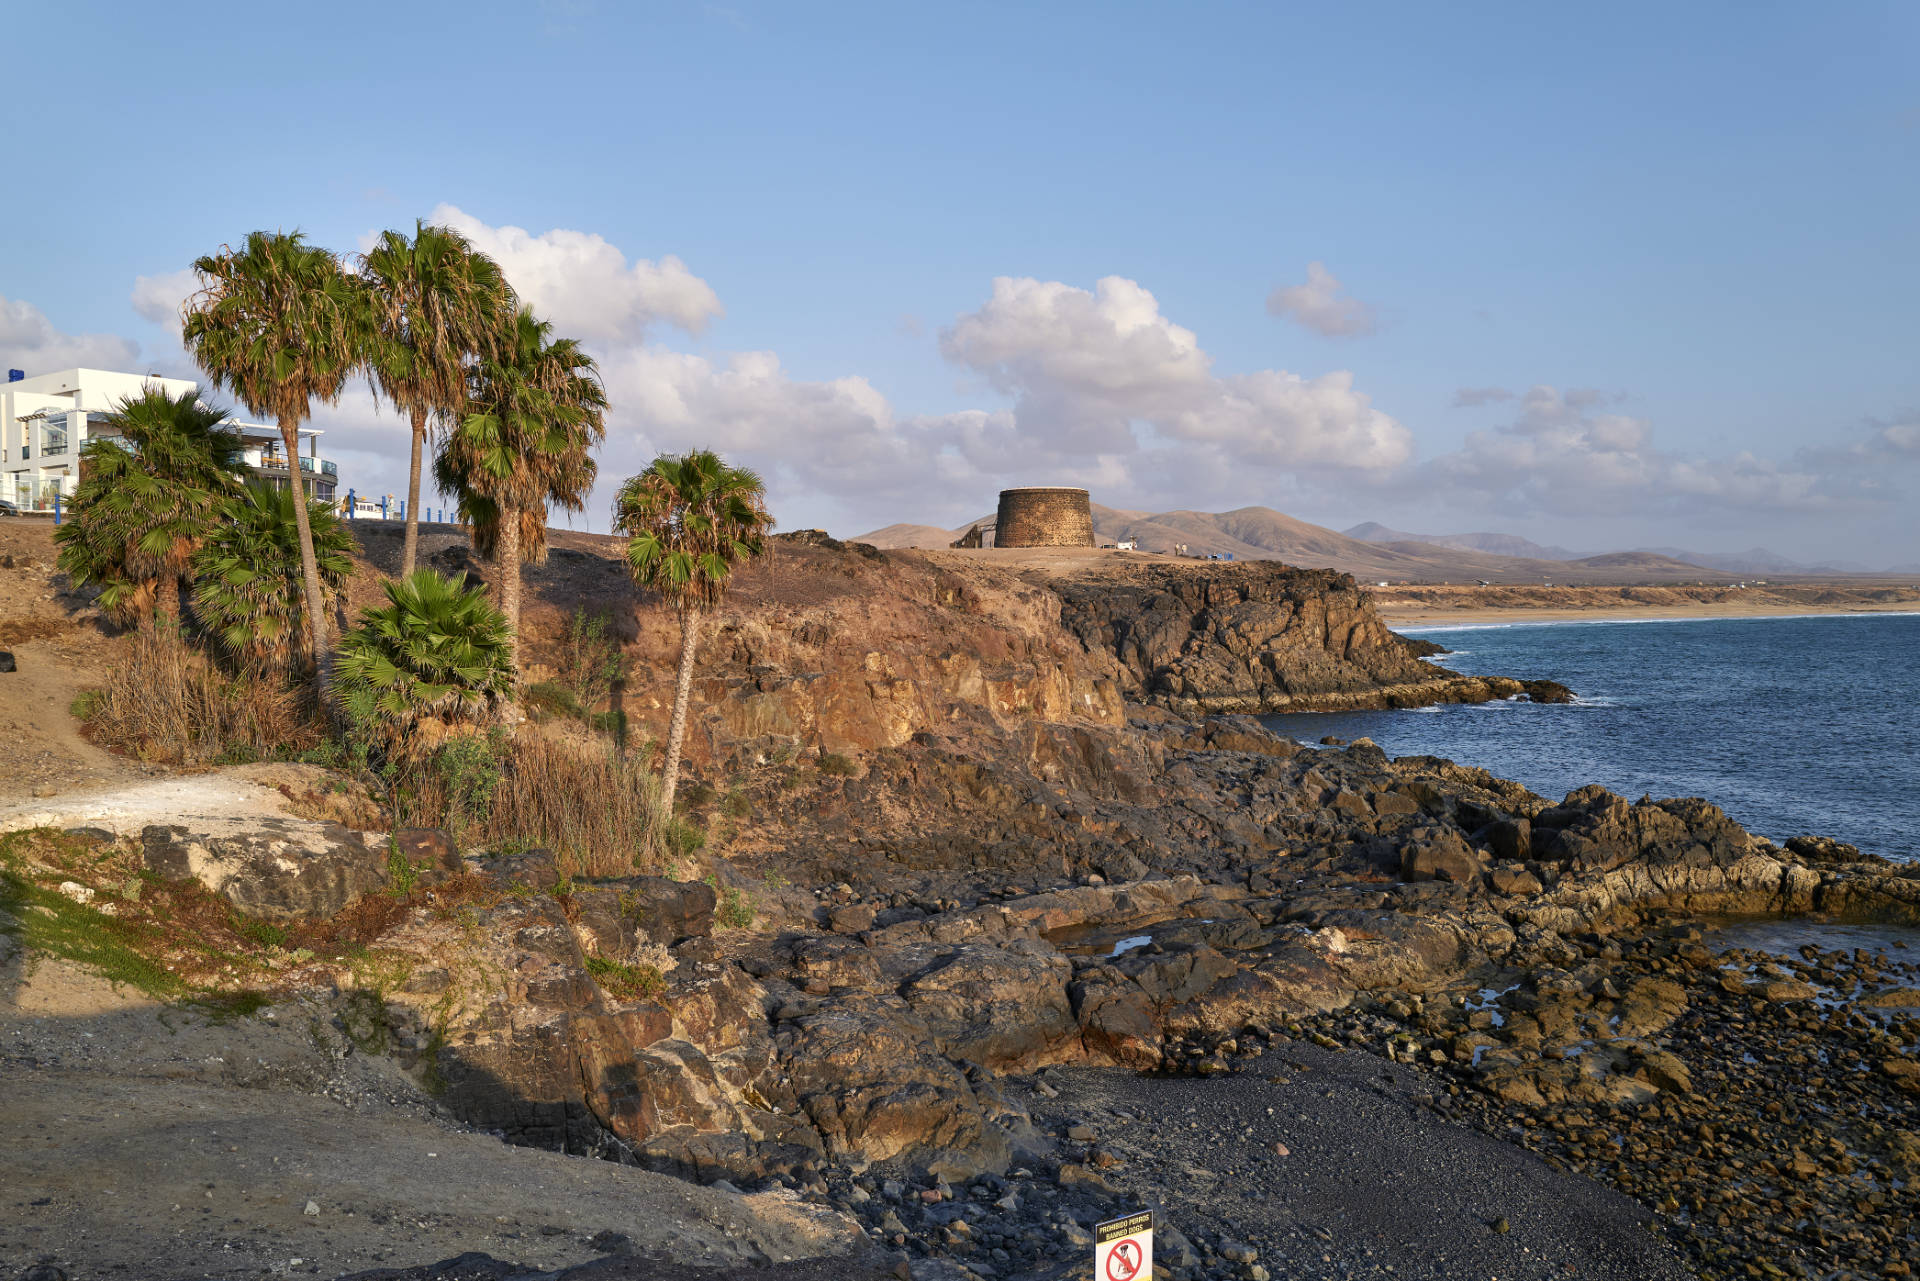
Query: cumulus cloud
xmin=940 ymin=274 xmax=1410 ymax=473
xmin=1451 ymin=386 xmax=1514 ymax=408
xmin=1266 ymin=262 xmax=1378 ymax=338
xmin=130 ymin=269 xmax=198 ymax=327
xmin=0 ymin=296 xmax=141 ymax=376
xmin=1428 ymin=385 xmax=1840 ymax=515
xmin=422 ymin=203 xmax=723 ymax=340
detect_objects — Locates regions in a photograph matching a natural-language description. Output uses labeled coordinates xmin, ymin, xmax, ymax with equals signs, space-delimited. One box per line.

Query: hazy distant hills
xmin=1343 ymin=522 xmax=1581 ymax=562
xmin=854 ymin=506 xmax=1745 ymax=584
xmin=1628 ymin=546 xmax=1873 ymax=576
xmin=851 ymin=505 xmax=1903 ymax=582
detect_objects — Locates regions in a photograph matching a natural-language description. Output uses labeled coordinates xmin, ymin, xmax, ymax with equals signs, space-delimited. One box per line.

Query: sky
xmin=4 ymin=1 xmax=1917 ymax=566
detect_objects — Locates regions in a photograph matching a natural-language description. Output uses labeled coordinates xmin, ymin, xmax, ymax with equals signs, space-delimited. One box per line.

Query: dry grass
xmin=76 ymin=627 xmax=327 ymax=766
xmin=394 ymin=729 xmax=684 ymax=880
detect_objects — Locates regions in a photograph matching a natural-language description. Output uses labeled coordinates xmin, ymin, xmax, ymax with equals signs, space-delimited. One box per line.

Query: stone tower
xmin=994 ymin=487 xmax=1094 ymax=548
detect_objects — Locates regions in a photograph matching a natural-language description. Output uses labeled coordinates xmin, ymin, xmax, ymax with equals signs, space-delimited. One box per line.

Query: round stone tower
xmin=994 ymin=487 xmax=1094 ymax=548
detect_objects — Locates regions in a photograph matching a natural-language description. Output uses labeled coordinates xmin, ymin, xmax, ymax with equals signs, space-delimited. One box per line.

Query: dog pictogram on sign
xmin=1094 ymin=1211 xmax=1153 ymax=1281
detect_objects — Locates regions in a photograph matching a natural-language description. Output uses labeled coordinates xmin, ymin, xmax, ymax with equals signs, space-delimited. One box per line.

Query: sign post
xmin=1094 ymin=1211 xmax=1152 ymax=1281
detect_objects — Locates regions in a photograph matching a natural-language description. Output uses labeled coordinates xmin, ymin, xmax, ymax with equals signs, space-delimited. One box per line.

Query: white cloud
xmin=422 ymin=204 xmax=722 ymax=340
xmin=1429 ymin=385 xmax=1838 ymax=515
xmin=939 ymin=274 xmax=1410 ymax=474
xmin=0 ymin=296 xmax=141 ymax=376
xmin=1266 ymin=262 xmax=1378 ymax=338
xmin=130 ymin=269 xmax=198 ymax=327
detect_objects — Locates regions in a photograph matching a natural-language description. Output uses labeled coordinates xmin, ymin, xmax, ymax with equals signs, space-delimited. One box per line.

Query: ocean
xmin=1262 ymin=612 xmax=1920 ymax=863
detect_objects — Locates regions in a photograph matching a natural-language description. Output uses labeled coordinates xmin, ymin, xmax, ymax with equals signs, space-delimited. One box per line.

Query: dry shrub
xmin=394 ymin=728 xmax=680 ymax=880
xmin=79 ymin=628 xmax=326 ymax=765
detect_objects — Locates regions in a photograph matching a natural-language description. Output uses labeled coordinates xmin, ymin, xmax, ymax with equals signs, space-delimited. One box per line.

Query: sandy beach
xmin=1371 ymin=582 xmax=1920 ymax=629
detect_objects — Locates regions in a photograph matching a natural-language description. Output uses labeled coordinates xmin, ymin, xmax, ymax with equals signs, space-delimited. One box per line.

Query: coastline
xmin=1378 ymin=599 xmax=1920 ymax=629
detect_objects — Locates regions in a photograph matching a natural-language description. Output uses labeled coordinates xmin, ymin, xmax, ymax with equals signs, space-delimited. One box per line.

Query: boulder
xmin=897 ymin=941 xmax=1077 ymax=1068
xmin=140 ymin=818 xmax=393 ymax=921
xmin=1400 ymin=828 xmax=1484 ymax=885
xmin=623 ymin=876 xmax=717 ymax=946
xmin=0 ymin=649 xmax=15 ymax=673
xmin=1482 ymin=818 xmax=1531 ymax=862
xmin=393 ymin=827 xmax=462 ymax=875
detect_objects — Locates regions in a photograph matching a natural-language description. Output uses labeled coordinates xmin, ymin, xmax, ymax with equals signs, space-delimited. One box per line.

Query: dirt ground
xmin=0 ymin=518 xmax=148 ymax=802
xmin=0 ymin=952 xmax=881 ymax=1281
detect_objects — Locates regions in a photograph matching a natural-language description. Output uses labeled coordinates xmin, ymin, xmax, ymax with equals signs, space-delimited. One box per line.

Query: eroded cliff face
xmin=486 ymin=533 xmax=1544 ymax=762
xmin=1046 ymin=560 xmax=1555 ymax=714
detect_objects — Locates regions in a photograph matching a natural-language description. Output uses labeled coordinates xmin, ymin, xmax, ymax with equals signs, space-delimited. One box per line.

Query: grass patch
xmin=523 ymin=680 xmax=584 ymax=720
xmin=583 ymin=954 xmax=667 ymax=1001
xmin=238 ymin=919 xmax=288 ymax=949
xmin=0 ymin=829 xmax=262 ymax=1002
xmin=701 ymin=874 xmax=755 ymax=930
xmin=76 ymin=627 xmax=327 ymax=766
xmin=0 ymin=857 xmax=186 ymax=1000
xmin=392 ymin=730 xmax=679 ymax=879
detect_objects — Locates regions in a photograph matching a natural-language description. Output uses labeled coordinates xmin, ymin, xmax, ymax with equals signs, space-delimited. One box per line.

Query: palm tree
xmin=193 ymin=480 xmax=356 ymax=673
xmin=434 ymin=307 xmax=605 ymax=672
xmin=357 ymin=222 xmax=514 ymax=578
xmin=54 ymin=386 xmax=246 ymax=627
xmin=182 ymin=231 xmax=369 ymax=696
xmin=335 ymin=569 xmax=514 ymax=739
xmin=611 ymin=450 xmax=772 ymax=816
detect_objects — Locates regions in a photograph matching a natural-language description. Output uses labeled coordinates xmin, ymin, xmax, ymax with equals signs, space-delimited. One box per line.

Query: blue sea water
xmin=1262 ymin=613 xmax=1920 ymax=863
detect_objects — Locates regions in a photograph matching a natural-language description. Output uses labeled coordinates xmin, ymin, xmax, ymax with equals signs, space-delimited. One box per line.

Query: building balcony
xmin=256 ymin=454 xmax=337 ymax=478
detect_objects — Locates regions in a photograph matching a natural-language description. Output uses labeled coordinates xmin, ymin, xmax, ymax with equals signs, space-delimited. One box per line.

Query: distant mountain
xmin=851 ymin=522 xmax=964 ymax=550
xmin=1340 ymin=522 xmax=1887 ymax=576
xmin=1630 ymin=547 xmax=1872 ymax=576
xmin=854 ymin=506 xmax=1746 ymax=585
xmin=1566 ymin=551 xmax=1719 ymax=575
xmin=1344 ymin=522 xmax=1580 ymax=562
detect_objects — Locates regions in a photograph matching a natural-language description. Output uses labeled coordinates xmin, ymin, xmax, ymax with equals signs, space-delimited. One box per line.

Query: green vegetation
xmin=584 ymin=954 xmax=667 ymax=1001
xmin=612 ymin=449 xmax=774 ymax=816
xmin=434 ymin=307 xmax=607 ymax=671
xmin=193 ymin=481 xmax=355 ymax=674
xmin=53 ymin=386 xmax=246 ymax=627
xmin=819 ymin=752 xmax=857 ymax=777
xmin=185 ymin=230 xmax=371 ymax=697
xmin=390 ymin=730 xmax=686 ymax=878
xmin=78 ymin=624 xmax=326 ymax=766
xmin=357 ymin=220 xmax=513 ymax=578
xmin=560 ymin=609 xmax=626 ymax=719
xmin=0 ymin=830 xmax=277 ymax=1007
xmin=0 ymin=849 xmax=185 ymax=1000
xmin=335 ymin=570 xmax=513 ymax=737
xmin=717 ymin=886 xmax=755 ymax=930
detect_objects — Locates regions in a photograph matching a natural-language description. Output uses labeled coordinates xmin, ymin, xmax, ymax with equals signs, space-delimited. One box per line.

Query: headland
xmin=3 ymin=518 xmax=1915 ymax=1281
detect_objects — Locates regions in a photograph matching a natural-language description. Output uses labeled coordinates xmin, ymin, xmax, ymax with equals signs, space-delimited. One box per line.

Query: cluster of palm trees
xmin=60 ymin=221 xmax=773 ymax=810
xmin=181 ymin=224 xmax=610 ymax=699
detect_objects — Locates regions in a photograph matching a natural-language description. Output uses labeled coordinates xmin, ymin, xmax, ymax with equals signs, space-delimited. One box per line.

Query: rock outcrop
xmin=1047 ymin=560 xmax=1569 ymax=714
xmin=141 ymin=818 xmax=431 ymax=921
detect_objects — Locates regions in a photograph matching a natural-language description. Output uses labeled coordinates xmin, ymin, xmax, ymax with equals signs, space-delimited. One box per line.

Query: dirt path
xmin=0 ymin=955 xmax=880 ymax=1281
xmin=0 ymin=768 xmax=302 ymax=836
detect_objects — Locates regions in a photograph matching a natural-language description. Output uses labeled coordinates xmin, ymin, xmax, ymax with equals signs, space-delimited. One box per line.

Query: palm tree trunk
xmin=400 ymin=405 xmax=427 ymax=577
xmin=500 ymin=506 xmax=522 ymax=682
xmin=280 ymin=417 xmax=332 ymax=698
xmin=660 ymin=609 xmax=700 ymax=819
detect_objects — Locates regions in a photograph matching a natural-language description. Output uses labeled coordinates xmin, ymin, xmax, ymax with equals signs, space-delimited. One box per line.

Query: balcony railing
xmin=257 ymin=453 xmax=335 ymax=475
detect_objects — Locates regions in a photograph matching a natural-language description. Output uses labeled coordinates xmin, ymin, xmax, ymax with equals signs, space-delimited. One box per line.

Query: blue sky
xmin=5 ymin=1 xmax=1917 ymax=564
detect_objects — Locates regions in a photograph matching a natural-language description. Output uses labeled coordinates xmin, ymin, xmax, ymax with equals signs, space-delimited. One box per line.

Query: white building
xmin=1 ymin=367 xmax=340 ymax=511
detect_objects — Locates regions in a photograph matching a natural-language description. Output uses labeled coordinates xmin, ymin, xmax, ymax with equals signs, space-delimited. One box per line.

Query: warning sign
xmin=1094 ymin=1211 xmax=1153 ymax=1281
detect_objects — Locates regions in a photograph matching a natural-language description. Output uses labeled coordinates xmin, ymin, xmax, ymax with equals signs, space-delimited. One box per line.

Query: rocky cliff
xmin=12 ymin=521 xmax=1916 ymax=1280
xmin=1044 ymin=559 xmax=1570 ymax=714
